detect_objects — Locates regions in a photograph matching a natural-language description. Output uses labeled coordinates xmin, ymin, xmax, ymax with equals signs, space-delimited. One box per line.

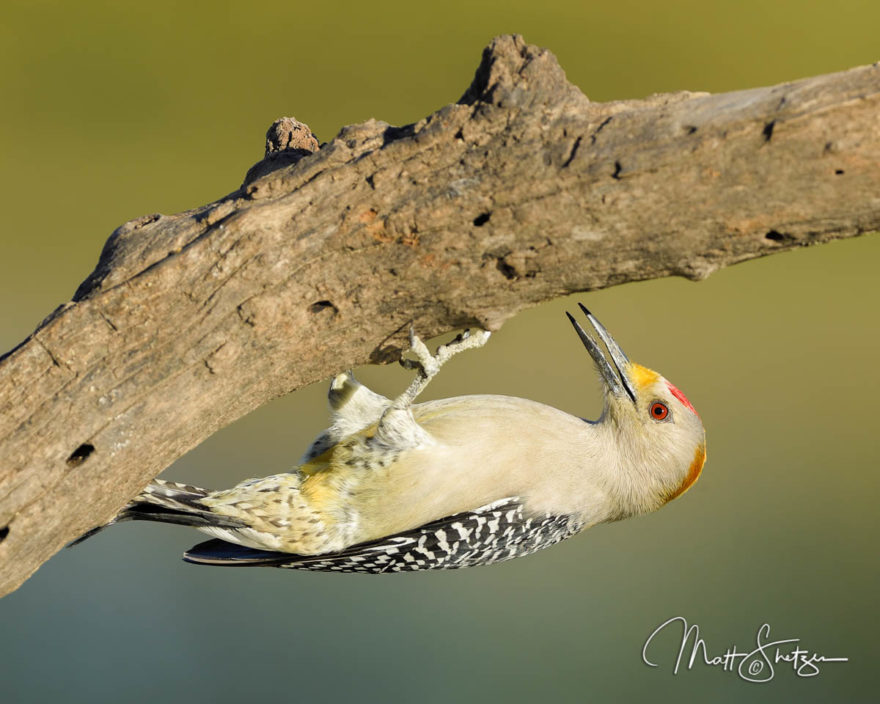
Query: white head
xmin=567 ymin=305 xmax=707 ymax=512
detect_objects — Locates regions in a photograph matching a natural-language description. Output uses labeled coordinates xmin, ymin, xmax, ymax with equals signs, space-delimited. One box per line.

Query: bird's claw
xmin=399 ymin=328 xmax=491 ymax=381
xmin=392 ymin=327 xmax=491 ymax=413
xmin=399 ymin=329 xmax=439 ymax=380
xmin=436 ymin=329 xmax=491 ymax=363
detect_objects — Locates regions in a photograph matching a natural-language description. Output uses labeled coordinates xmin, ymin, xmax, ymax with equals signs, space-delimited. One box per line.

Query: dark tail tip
xmin=66 ymin=522 xmax=113 ymax=548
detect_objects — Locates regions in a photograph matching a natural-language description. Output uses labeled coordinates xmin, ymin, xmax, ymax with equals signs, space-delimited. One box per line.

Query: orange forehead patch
xmin=628 ymin=363 xmax=660 ymax=390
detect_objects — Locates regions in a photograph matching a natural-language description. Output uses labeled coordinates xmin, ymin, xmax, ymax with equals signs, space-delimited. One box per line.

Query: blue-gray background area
xmin=1 ymin=1 xmax=877 ymax=701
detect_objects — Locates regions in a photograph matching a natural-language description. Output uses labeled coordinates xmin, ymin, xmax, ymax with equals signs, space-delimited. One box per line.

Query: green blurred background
xmin=1 ymin=1 xmax=878 ymax=701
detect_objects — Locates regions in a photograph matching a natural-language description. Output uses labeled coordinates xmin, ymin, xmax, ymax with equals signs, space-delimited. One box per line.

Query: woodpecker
xmin=75 ymin=305 xmax=706 ymax=572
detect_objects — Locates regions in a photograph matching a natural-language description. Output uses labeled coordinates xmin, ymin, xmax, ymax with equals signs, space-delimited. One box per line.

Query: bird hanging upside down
xmin=74 ymin=305 xmax=706 ymax=572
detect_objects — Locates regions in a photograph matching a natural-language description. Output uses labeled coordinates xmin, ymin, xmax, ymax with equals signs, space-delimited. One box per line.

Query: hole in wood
xmin=310 ymin=300 xmax=338 ymax=315
xmin=496 ymin=258 xmax=517 ymax=280
xmin=67 ymin=443 xmax=95 ymax=467
xmin=765 ymin=230 xmax=794 ymax=243
xmin=473 ymin=212 xmax=491 ymax=227
xmin=0 ymin=526 xmax=8 ymax=543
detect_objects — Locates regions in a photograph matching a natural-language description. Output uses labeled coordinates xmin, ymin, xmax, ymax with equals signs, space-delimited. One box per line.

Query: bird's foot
xmin=433 ymin=328 xmax=492 ymax=368
xmin=394 ymin=328 xmax=491 ymax=409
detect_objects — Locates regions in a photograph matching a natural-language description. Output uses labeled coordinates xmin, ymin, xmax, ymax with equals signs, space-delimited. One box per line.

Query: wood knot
xmin=265 ymin=117 xmax=320 ymax=156
xmin=243 ymin=117 xmax=320 ymax=187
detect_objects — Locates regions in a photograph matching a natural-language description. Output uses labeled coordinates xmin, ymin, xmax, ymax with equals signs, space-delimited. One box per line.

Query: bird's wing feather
xmin=183 ymin=497 xmax=582 ymax=572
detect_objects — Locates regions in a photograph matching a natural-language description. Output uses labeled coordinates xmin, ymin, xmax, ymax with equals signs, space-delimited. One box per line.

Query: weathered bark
xmin=0 ymin=34 xmax=877 ymax=596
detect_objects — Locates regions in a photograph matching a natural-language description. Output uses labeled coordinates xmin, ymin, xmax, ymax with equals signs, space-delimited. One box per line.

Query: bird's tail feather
xmin=68 ymin=479 xmax=244 ymax=547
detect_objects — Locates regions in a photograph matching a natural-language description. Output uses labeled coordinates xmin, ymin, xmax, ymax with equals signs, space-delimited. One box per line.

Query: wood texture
xmin=1 ymin=35 xmax=878 ymax=596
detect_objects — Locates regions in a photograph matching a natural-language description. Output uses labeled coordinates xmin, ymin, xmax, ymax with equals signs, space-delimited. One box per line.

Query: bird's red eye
xmin=650 ymin=402 xmax=669 ymax=421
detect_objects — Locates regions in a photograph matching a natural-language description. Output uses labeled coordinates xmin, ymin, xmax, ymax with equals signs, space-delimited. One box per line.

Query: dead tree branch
xmin=1 ymin=35 xmax=878 ymax=596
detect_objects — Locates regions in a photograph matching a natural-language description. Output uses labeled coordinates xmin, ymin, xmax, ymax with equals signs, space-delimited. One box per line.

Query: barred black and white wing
xmin=183 ymin=497 xmax=583 ymax=573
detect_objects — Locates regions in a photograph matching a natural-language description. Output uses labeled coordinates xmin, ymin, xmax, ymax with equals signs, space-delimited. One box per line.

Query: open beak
xmin=566 ymin=303 xmax=637 ymax=404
